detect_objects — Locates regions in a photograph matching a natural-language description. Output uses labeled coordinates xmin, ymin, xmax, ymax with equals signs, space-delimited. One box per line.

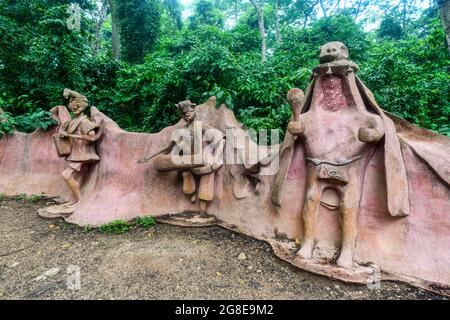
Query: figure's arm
xmin=358 ymin=116 xmax=385 ymax=143
xmin=286 ymin=87 xmax=307 ymax=137
xmin=138 ymin=140 xmax=176 ymax=163
xmin=60 ymin=130 xmax=97 ymax=142
xmin=287 ymin=115 xmax=307 ymax=136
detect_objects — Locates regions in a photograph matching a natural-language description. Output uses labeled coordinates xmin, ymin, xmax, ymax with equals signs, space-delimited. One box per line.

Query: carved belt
xmin=306 ymin=155 xmax=362 ymax=185
xmin=306 ymin=155 xmax=362 ymax=167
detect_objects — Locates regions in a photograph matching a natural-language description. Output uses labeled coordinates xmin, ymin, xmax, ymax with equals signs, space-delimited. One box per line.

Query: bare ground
xmin=0 ymin=197 xmax=446 ymax=300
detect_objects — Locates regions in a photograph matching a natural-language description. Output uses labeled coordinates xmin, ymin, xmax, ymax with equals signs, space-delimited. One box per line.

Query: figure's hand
xmin=287 ymin=121 xmax=305 ymax=136
xmin=59 ymin=132 xmax=68 ymax=138
xmin=358 ymin=128 xmax=384 ymax=143
xmin=137 ymin=157 xmax=147 ymax=164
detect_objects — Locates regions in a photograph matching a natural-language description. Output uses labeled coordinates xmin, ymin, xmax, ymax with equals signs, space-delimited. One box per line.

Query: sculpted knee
xmin=62 ymin=170 xmax=72 ymax=181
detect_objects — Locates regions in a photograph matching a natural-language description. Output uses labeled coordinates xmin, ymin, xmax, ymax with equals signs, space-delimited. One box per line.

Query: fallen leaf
xmin=216 ymin=271 xmax=222 ymax=278
xmin=295 ymin=238 xmax=302 ymax=245
xmin=48 ymin=224 xmax=55 ymax=229
xmin=45 ymin=267 xmax=60 ymax=277
xmin=61 ymin=243 xmax=71 ymax=248
xmin=238 ymin=252 xmax=247 ymax=260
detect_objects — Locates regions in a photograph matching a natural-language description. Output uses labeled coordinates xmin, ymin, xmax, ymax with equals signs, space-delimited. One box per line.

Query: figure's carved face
xmin=319 ymin=42 xmax=349 ymax=63
xmin=68 ymin=100 xmax=87 ymax=116
xmin=176 ymin=100 xmax=196 ymax=123
xmin=182 ymin=109 xmax=195 ymax=123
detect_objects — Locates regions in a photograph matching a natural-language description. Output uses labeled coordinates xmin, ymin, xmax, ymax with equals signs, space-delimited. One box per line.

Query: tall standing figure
xmin=39 ymin=89 xmax=101 ymax=218
xmin=272 ymin=42 xmax=410 ymax=268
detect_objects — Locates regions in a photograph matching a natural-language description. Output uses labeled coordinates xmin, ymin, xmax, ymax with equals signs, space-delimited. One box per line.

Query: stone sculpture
xmin=38 ymin=89 xmax=101 ymax=218
xmin=272 ymin=41 xmax=449 ymax=268
xmin=0 ymin=44 xmax=449 ymax=296
xmin=139 ymin=100 xmax=225 ymax=214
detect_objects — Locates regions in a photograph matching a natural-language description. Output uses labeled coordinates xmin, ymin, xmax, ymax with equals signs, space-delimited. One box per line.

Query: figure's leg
xmin=336 ymin=179 xmax=361 ymax=268
xmin=182 ymin=171 xmax=197 ymax=202
xmin=298 ymin=168 xmax=322 ymax=259
xmin=62 ymin=167 xmax=81 ymax=205
xmin=198 ymin=172 xmax=215 ymax=214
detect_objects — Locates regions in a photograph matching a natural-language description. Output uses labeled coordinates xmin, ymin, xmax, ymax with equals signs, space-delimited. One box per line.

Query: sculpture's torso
xmin=301 ymin=74 xmax=381 ymax=163
xmin=65 ymin=117 xmax=100 ymax=163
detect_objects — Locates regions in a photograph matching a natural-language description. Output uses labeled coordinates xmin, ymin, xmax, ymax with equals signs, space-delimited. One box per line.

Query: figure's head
xmin=176 ymin=100 xmax=196 ymax=123
xmin=63 ymin=88 xmax=88 ymax=116
xmin=319 ymin=41 xmax=349 ymax=63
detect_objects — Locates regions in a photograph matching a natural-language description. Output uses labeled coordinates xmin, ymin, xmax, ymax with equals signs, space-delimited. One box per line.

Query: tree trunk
xmin=249 ymin=0 xmax=266 ymax=62
xmin=109 ymin=0 xmax=121 ymax=60
xmin=354 ymin=0 xmax=363 ymax=19
xmin=319 ymin=0 xmax=327 ymax=17
xmin=439 ymin=0 xmax=450 ymax=54
xmin=275 ymin=0 xmax=281 ymax=44
xmin=303 ymin=0 xmax=319 ymax=28
xmin=235 ymin=0 xmax=238 ymax=25
xmin=93 ymin=0 xmax=108 ymax=57
xmin=402 ymin=0 xmax=407 ymax=28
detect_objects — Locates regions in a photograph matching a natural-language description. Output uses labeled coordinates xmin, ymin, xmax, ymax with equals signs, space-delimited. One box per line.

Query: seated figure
xmin=140 ymin=100 xmax=225 ymax=214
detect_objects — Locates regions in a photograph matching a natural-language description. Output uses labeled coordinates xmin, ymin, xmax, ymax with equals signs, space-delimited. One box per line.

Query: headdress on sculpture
xmin=319 ymin=41 xmax=349 ymax=63
xmin=175 ymin=100 xmax=196 ymax=113
xmin=63 ymin=88 xmax=88 ymax=104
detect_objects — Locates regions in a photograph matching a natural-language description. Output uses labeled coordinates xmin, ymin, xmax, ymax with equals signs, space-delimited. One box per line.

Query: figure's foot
xmin=336 ymin=251 xmax=354 ymax=268
xmin=64 ymin=201 xmax=80 ymax=208
xmin=190 ymin=194 xmax=197 ymax=203
xmin=38 ymin=204 xmax=75 ymax=219
xmin=297 ymin=243 xmax=314 ymax=259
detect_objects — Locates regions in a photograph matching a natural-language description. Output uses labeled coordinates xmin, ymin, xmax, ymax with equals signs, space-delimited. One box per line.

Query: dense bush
xmin=0 ymin=1 xmax=448 ymax=138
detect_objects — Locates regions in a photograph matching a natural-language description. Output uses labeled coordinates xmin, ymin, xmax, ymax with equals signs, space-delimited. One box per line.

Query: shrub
xmin=99 ymin=219 xmax=131 ymax=234
xmin=134 ymin=216 xmax=156 ymax=229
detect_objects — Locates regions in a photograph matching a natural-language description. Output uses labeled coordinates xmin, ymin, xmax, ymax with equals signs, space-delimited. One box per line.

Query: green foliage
xmin=360 ymin=17 xmax=450 ymax=135
xmin=98 ymin=216 xmax=155 ymax=234
xmin=27 ymin=193 xmax=46 ymax=203
xmin=11 ymin=193 xmax=45 ymax=202
xmin=99 ymin=219 xmax=131 ymax=234
xmin=188 ymin=0 xmax=224 ymax=30
xmin=0 ymin=0 xmax=118 ymax=132
xmin=163 ymin=0 xmax=183 ymax=29
xmin=115 ymin=0 xmax=161 ymax=64
xmin=0 ymin=104 xmax=56 ymax=134
xmin=0 ymin=111 xmax=15 ymax=135
xmin=82 ymin=225 xmax=94 ymax=233
xmin=378 ymin=16 xmax=404 ymax=39
xmin=13 ymin=110 xmax=57 ymax=133
xmin=0 ymin=0 xmax=448 ymax=138
xmin=134 ymin=216 xmax=156 ymax=229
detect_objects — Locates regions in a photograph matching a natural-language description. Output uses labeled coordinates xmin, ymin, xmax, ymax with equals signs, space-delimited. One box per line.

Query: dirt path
xmin=0 ymin=198 xmax=445 ymax=300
